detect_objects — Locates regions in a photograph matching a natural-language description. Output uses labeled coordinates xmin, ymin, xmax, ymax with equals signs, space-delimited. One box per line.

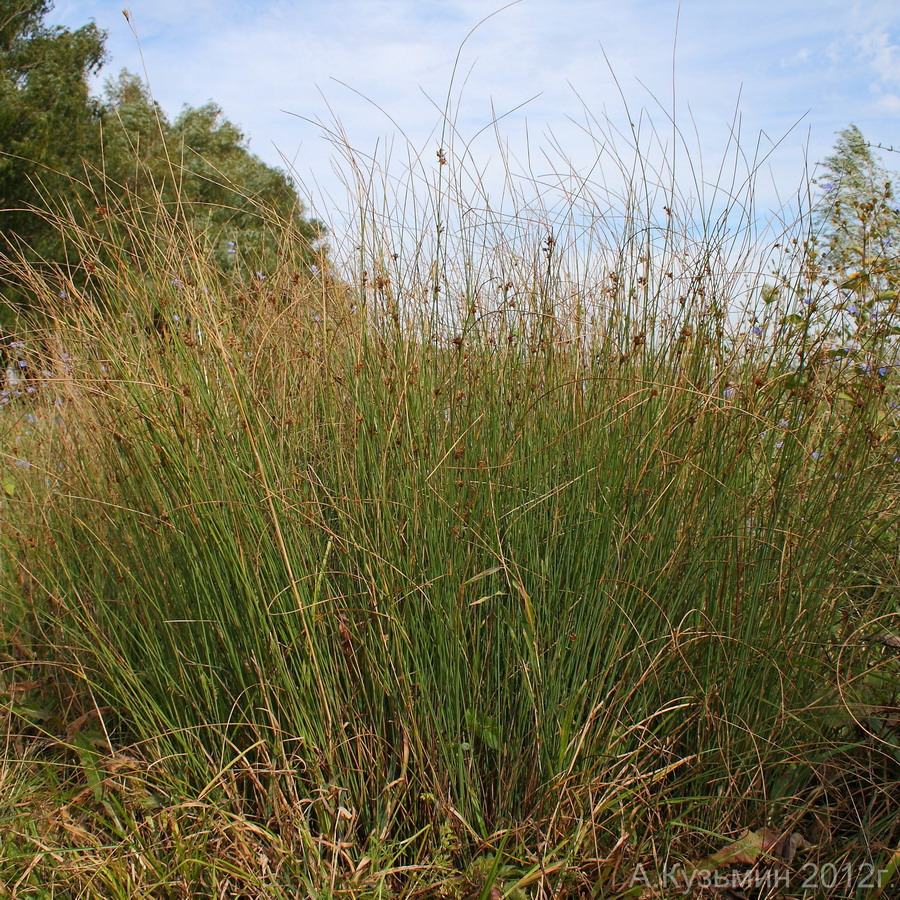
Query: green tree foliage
xmin=814 ymin=124 xmax=900 ymax=291
xmin=99 ymin=71 xmax=323 ymax=273
xmin=0 ymin=0 xmax=105 ymax=261
xmin=801 ymin=125 xmax=900 ymax=360
xmin=0 ymin=2 xmax=323 ymax=319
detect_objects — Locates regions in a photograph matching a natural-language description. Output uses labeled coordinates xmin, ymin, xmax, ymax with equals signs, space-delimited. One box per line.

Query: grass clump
xmin=0 ymin=102 xmax=898 ymax=897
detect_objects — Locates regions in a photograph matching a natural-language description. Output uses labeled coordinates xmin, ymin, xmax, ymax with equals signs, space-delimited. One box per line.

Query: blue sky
xmin=46 ymin=1 xmax=900 ymax=226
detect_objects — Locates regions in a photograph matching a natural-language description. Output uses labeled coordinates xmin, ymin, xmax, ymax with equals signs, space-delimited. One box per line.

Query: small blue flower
xmin=811 ymin=450 xmax=821 ymax=459
xmin=17 ymin=360 xmax=26 ymax=368
xmin=255 ymin=271 xmax=266 ymax=281
xmin=24 ymin=413 xmax=36 ymax=424
xmin=802 ymin=296 xmax=813 ymax=305
xmin=14 ymin=459 xmax=30 ymax=468
xmin=778 ymin=419 xmax=789 ymax=427
xmin=311 ymin=264 xmax=320 ymax=275
xmin=848 ymin=304 xmax=858 ymax=315
xmin=751 ymin=325 xmax=763 ymax=336
xmin=26 ymin=386 xmax=35 ymax=393
xmin=886 ymin=235 xmax=894 ymax=246
xmin=724 ymin=387 xmax=735 ymax=399
xmin=822 ymin=181 xmax=835 ymax=193
xmin=878 ymin=365 xmax=889 ymax=377
xmin=61 ymin=353 xmax=69 ymax=361
xmin=776 ymin=441 xmax=784 ymax=449
xmin=173 ymin=314 xmax=180 ymax=323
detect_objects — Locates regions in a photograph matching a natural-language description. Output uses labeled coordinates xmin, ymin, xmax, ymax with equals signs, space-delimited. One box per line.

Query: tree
xmin=99 ymin=71 xmax=323 ymax=273
xmin=169 ymin=100 xmax=322 ymax=268
xmin=0 ymin=0 xmax=105 ymax=262
xmin=0 ymin=2 xmax=324 ymax=323
xmin=814 ymin=125 xmax=899 ymax=292
xmin=807 ymin=126 xmax=900 ymax=362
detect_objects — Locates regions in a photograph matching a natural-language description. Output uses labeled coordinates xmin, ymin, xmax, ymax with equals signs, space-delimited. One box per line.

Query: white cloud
xmin=781 ymin=48 xmax=811 ymax=67
xmin=856 ymin=27 xmax=900 ymax=87
xmin=42 ymin=0 xmax=900 ymax=231
xmin=872 ymin=91 xmax=900 ymax=114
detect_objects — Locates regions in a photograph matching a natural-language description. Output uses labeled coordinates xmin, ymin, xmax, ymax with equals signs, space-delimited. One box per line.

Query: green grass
xmin=0 ymin=111 xmax=898 ymax=897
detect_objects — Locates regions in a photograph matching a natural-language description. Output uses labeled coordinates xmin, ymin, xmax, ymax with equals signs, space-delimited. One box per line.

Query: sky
xmin=45 ymin=0 xmax=900 ymax=233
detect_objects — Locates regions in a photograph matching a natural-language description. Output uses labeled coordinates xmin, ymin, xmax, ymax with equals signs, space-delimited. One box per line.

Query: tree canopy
xmin=0 ymin=0 xmax=322 ymax=315
xmin=98 ymin=71 xmax=322 ymax=270
xmin=814 ymin=124 xmax=899 ymax=290
xmin=806 ymin=125 xmax=900 ymax=359
xmin=0 ymin=0 xmax=105 ymax=262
